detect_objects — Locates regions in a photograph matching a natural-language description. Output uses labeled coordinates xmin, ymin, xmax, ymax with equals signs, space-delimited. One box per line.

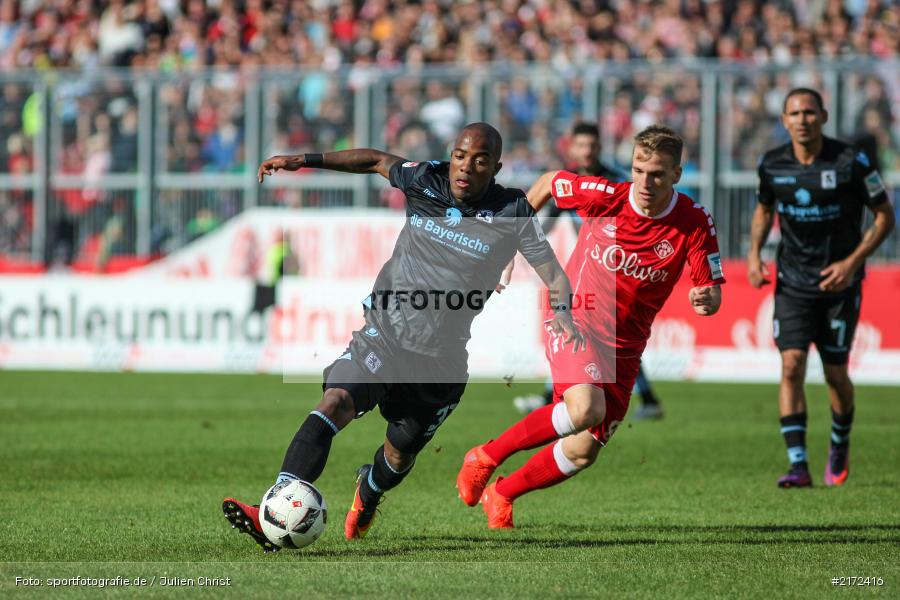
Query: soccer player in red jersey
xmin=457 ymin=125 xmax=726 ymax=528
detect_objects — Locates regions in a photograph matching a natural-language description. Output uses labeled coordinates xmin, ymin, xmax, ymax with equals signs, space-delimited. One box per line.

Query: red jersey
xmin=551 ymin=171 xmax=726 ymax=356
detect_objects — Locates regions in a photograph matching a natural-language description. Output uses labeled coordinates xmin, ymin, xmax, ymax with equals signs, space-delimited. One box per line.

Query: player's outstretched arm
xmin=689 ymin=285 xmax=722 ymax=316
xmin=819 ymin=201 xmax=895 ymax=292
xmin=747 ymin=203 xmax=774 ymax=288
xmin=532 ymin=259 xmax=586 ymax=352
xmin=258 ymin=150 xmax=406 ymax=183
xmin=525 ymin=171 xmax=561 ymax=211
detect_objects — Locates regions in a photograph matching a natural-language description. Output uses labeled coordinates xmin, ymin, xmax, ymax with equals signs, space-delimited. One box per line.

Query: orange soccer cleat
xmin=457 ymin=444 xmax=499 ymax=507
xmin=344 ymin=465 xmax=380 ymax=540
xmin=480 ymin=479 xmax=514 ymax=529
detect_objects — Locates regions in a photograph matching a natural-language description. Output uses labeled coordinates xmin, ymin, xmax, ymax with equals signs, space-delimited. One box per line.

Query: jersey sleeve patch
xmin=554 ymin=179 xmax=573 ymax=198
xmin=864 ymin=170 xmax=886 ymax=199
xmin=706 ymin=252 xmax=724 ymax=280
xmin=401 ymin=161 xmax=419 ymax=167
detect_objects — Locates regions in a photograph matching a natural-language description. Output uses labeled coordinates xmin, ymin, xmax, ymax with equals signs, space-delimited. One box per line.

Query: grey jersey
xmin=361 ymin=160 xmax=556 ymax=357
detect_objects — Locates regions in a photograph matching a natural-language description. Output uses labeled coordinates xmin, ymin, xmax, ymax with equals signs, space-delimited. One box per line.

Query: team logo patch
xmin=364 ymin=327 xmax=379 ymax=337
xmin=364 ymin=352 xmax=382 ymax=373
xmin=707 ymin=252 xmax=724 ymax=280
xmin=476 ymin=209 xmax=494 ymax=224
xmin=654 ymin=239 xmax=674 ymax=259
xmin=864 ymin=171 xmax=885 ymax=198
xmin=794 ymin=188 xmax=811 ymax=206
xmin=602 ymin=223 xmax=617 ymax=238
xmin=554 ymin=179 xmax=573 ymax=198
xmin=821 ymin=170 xmax=836 ymax=189
xmin=584 ymin=363 xmax=601 ymax=381
xmin=444 ymin=207 xmax=463 ymax=227
xmin=401 ymin=161 xmax=419 ymax=168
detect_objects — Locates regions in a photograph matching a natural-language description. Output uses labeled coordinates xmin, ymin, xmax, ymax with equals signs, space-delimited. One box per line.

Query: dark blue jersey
xmin=757 ymin=137 xmax=888 ymax=296
xmin=362 ymin=160 xmax=556 ymax=358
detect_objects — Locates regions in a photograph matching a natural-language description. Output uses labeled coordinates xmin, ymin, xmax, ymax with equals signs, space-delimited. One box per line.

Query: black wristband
xmin=305 ymin=153 xmax=324 ymax=168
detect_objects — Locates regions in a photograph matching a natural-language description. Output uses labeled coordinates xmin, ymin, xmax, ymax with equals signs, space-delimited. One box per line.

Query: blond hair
xmin=633 ymin=125 xmax=683 ymax=166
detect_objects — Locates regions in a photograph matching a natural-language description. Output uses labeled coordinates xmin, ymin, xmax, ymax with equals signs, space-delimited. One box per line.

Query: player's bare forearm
xmin=533 ymin=258 xmax=573 ymax=307
xmin=258 ymin=149 xmax=404 ymax=182
xmin=526 ymin=171 xmax=559 ymax=211
xmin=748 ymin=203 xmax=774 ymax=259
xmin=690 ymin=285 xmax=722 ymax=316
xmin=846 ymin=202 xmax=895 ymax=270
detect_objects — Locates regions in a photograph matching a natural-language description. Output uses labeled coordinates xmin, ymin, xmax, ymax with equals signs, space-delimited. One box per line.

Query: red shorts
xmin=545 ymin=323 xmax=641 ymax=445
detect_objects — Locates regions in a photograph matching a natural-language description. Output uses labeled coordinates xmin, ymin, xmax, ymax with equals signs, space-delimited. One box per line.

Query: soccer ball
xmin=259 ymin=480 xmax=327 ymax=549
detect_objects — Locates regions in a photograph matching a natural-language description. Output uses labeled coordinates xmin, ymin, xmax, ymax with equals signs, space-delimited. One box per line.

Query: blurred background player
xmin=749 ymin=88 xmax=894 ymax=489
xmin=223 ymin=123 xmax=583 ymax=550
xmin=458 ymin=125 xmax=725 ymax=529
xmin=511 ymin=122 xmax=664 ymax=420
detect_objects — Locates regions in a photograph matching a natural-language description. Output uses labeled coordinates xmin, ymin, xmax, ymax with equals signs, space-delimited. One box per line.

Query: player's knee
xmin=316 ymin=388 xmax=356 ymax=428
xmin=781 ymin=356 xmax=806 ymax=384
xmin=823 ymin=366 xmax=851 ymax=390
xmin=565 ymin=387 xmax=606 ymax=430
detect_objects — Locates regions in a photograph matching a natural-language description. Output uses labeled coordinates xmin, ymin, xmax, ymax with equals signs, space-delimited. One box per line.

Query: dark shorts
xmin=773 ymin=284 xmax=862 ymax=365
xmin=322 ymin=329 xmax=468 ymax=454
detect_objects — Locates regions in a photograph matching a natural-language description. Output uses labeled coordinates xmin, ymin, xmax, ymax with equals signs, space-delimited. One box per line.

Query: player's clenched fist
xmin=689 ymin=285 xmax=721 ymax=316
xmin=258 ymin=155 xmax=305 ymax=182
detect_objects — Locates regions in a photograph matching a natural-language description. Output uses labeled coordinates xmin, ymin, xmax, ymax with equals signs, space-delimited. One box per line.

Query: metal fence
xmin=1 ymin=59 xmax=898 ymax=267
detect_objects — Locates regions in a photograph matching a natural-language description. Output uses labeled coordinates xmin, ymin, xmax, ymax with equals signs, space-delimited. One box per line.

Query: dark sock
xmin=780 ymin=412 xmax=808 ymax=469
xmin=278 ymin=411 xmax=338 ymax=483
xmin=831 ymin=407 xmax=854 ymax=447
xmin=359 ymin=445 xmax=414 ymax=505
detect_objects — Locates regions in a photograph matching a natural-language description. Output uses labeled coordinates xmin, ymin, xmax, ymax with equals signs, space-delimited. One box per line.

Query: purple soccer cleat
xmin=824 ymin=444 xmax=850 ymax=487
xmin=777 ymin=465 xmax=812 ymax=489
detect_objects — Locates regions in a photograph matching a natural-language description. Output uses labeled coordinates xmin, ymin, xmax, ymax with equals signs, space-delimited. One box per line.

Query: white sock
xmin=551 ymin=402 xmax=577 ymax=436
xmin=552 ymin=440 xmax=580 ymax=476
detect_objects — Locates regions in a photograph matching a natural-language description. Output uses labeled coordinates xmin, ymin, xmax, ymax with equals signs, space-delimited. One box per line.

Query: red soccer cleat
xmin=222 ymin=497 xmax=280 ymax=553
xmin=457 ymin=444 xmax=499 ymax=507
xmin=344 ymin=465 xmax=380 ymax=540
xmin=480 ymin=479 xmax=514 ymax=529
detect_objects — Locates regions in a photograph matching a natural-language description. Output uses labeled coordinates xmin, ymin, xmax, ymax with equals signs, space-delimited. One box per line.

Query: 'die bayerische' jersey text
xmin=364 ymin=160 xmax=556 ymax=358
xmin=757 ymin=137 xmax=889 ymax=297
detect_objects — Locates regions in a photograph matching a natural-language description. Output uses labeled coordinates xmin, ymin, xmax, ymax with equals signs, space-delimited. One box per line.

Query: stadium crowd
xmin=1 ymin=0 xmax=898 ymax=264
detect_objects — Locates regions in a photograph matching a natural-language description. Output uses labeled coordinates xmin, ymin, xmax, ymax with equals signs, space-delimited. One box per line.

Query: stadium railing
xmin=1 ymin=58 xmax=898 ymax=271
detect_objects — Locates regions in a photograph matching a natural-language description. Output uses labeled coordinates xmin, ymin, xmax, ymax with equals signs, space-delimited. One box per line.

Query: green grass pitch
xmin=1 ymin=371 xmax=897 ymax=598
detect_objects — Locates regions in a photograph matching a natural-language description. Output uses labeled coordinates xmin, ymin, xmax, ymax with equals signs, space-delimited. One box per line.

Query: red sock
xmin=495 ymin=443 xmax=569 ymax=500
xmin=482 ymin=404 xmax=558 ymax=465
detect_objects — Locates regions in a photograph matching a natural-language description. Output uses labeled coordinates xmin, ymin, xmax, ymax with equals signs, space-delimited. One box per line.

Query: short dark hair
xmin=571 ymin=122 xmax=600 ymax=139
xmin=459 ymin=122 xmax=503 ymax=159
xmin=783 ymin=88 xmax=825 ymax=112
xmin=633 ymin=125 xmax=683 ymax=166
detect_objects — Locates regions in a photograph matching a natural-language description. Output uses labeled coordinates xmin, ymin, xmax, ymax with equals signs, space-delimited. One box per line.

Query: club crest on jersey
xmin=584 ymin=363 xmax=601 ymax=381
xmin=821 ymin=170 xmax=836 ymax=189
xmin=794 ymin=188 xmax=811 ymax=206
xmin=602 ymin=224 xmax=617 ymax=238
xmin=364 ymin=352 xmax=382 ymax=373
xmin=554 ymin=179 xmax=573 ymax=198
xmin=444 ymin=207 xmax=463 ymax=227
xmin=476 ymin=209 xmax=494 ymax=224
xmin=654 ymin=239 xmax=674 ymax=259
xmin=401 ymin=161 xmax=419 ymax=168
xmin=856 ymin=151 xmax=870 ymax=168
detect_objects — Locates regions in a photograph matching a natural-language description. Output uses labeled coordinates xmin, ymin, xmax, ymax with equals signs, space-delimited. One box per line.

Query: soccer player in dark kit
xmin=223 ymin=123 xmax=584 ymax=550
xmin=749 ymin=88 xmax=894 ymax=488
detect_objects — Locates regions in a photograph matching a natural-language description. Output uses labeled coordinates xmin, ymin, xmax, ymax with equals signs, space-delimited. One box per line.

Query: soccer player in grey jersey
xmin=749 ymin=88 xmax=894 ymax=489
xmin=223 ymin=123 xmax=584 ymax=550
